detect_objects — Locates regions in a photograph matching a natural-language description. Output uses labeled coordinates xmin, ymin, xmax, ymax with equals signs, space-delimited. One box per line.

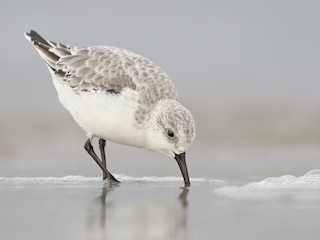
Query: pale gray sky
xmin=1 ymin=0 xmax=320 ymax=115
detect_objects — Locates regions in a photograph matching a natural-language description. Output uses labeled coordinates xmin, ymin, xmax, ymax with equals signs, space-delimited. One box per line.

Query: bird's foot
xmin=103 ymin=173 xmax=120 ymax=185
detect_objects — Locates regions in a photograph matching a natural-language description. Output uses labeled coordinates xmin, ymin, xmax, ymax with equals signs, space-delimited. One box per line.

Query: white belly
xmin=52 ymin=78 xmax=145 ymax=148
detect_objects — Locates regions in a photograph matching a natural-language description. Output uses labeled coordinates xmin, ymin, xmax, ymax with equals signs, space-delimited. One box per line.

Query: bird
xmin=24 ymin=30 xmax=196 ymax=187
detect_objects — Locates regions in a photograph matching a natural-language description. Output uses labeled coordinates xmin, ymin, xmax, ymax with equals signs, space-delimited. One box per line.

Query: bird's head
xmin=144 ymin=99 xmax=196 ymax=187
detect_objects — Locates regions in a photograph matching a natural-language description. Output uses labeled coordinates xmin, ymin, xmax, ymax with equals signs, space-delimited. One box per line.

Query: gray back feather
xmin=26 ymin=30 xmax=178 ymax=121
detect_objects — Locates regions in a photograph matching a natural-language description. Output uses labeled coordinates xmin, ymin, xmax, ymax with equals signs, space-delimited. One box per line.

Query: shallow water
xmin=1 ymin=116 xmax=320 ymax=239
xmin=1 ymin=172 xmax=320 ymax=240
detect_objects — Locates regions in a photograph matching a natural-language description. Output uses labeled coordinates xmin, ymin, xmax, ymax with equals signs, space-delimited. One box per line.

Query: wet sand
xmin=1 ymin=116 xmax=320 ymax=239
xmin=0 ymin=173 xmax=320 ymax=240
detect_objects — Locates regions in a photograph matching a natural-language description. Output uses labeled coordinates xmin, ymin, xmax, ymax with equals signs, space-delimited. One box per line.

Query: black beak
xmin=174 ymin=152 xmax=190 ymax=187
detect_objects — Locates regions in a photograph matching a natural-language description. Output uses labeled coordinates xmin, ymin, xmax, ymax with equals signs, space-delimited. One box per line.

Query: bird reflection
xmin=86 ymin=184 xmax=189 ymax=240
xmin=178 ymin=187 xmax=189 ymax=208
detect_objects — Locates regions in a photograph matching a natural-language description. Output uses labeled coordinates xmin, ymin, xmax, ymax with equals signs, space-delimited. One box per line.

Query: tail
xmin=24 ymin=30 xmax=71 ymax=71
xmin=24 ymin=30 xmax=51 ymax=47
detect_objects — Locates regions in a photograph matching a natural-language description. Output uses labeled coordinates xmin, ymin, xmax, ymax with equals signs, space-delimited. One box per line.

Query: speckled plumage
xmin=25 ymin=30 xmax=195 ymax=186
xmin=31 ymin=34 xmax=178 ymax=124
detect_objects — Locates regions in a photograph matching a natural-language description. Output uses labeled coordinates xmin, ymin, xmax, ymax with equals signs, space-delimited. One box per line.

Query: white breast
xmin=52 ymin=75 xmax=146 ymax=148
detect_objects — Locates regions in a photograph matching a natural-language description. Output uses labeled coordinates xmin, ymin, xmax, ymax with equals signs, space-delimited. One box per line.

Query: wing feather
xmin=25 ymin=30 xmax=177 ymax=107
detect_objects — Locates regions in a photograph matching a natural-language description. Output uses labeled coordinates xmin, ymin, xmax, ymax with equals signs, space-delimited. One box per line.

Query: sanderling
xmin=24 ymin=30 xmax=196 ymax=187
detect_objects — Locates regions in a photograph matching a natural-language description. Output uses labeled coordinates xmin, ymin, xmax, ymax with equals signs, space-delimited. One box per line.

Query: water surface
xmin=1 ymin=173 xmax=319 ymax=240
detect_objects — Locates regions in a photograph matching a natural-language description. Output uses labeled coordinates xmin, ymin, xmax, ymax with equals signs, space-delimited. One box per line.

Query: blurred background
xmin=1 ymin=0 xmax=320 ymax=181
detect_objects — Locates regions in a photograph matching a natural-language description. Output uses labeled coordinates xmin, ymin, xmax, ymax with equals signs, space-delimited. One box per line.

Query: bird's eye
xmin=167 ymin=129 xmax=175 ymax=139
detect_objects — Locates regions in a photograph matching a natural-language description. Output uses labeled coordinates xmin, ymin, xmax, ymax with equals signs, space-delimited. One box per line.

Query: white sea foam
xmin=245 ymin=169 xmax=320 ymax=188
xmin=214 ymin=169 xmax=320 ymax=200
xmin=0 ymin=175 xmax=223 ymax=187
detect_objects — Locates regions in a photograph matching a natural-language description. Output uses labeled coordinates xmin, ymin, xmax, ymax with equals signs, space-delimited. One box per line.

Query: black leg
xmin=84 ymin=139 xmax=119 ymax=183
xmin=99 ymin=139 xmax=108 ymax=180
xmin=98 ymin=139 xmax=119 ymax=182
